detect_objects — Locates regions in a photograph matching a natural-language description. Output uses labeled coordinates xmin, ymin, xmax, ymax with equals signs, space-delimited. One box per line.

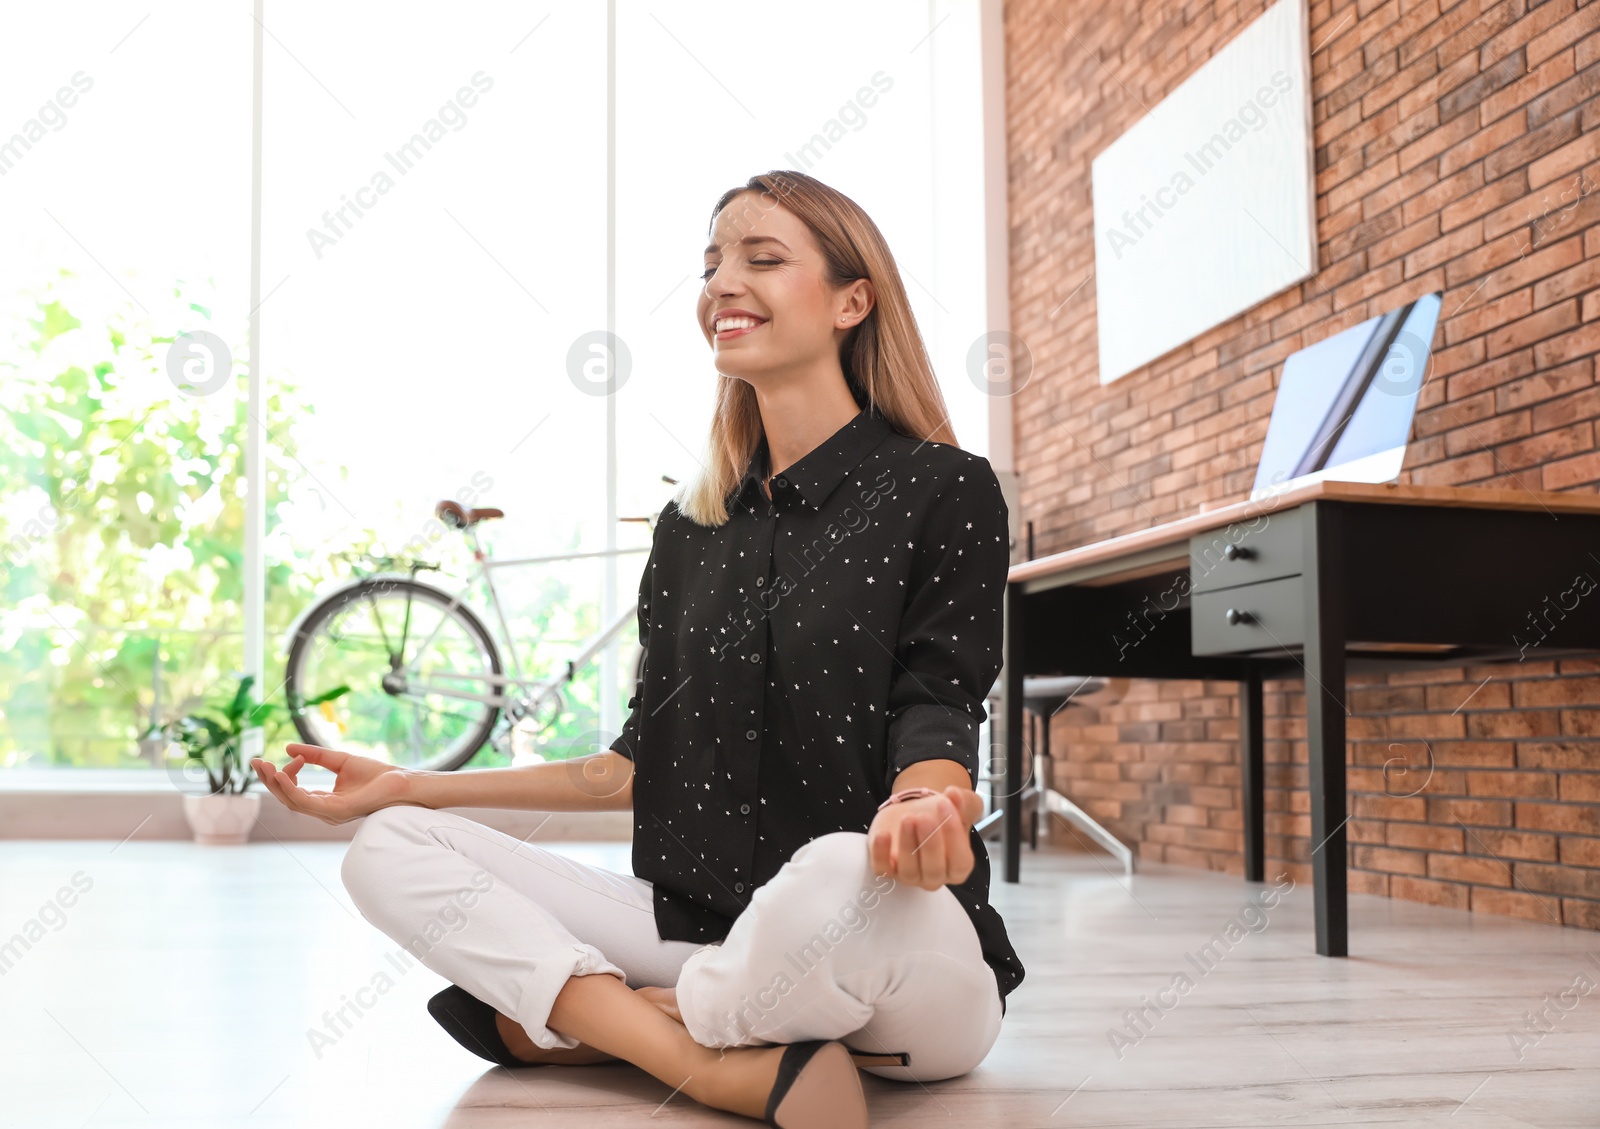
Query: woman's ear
xmin=838 ymin=278 xmax=875 ymax=326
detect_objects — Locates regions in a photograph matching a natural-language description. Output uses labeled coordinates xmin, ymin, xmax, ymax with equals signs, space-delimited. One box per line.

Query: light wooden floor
xmin=2 ymin=832 xmax=1597 ymax=1128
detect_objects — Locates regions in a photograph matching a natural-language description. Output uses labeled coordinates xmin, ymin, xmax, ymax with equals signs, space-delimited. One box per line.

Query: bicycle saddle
xmin=435 ymin=500 xmax=504 ymax=528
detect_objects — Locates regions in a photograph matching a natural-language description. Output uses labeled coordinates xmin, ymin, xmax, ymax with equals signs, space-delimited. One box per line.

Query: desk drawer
xmin=1189 ymin=506 xmax=1303 ymax=593
xmin=1191 ymin=575 xmax=1306 ymax=656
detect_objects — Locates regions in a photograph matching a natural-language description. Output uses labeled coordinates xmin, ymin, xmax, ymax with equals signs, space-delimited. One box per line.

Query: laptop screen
xmin=1252 ymin=291 xmax=1442 ymax=500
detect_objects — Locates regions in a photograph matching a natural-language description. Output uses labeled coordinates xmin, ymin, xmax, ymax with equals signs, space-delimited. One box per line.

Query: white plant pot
xmin=182 ymin=792 xmax=262 ymax=845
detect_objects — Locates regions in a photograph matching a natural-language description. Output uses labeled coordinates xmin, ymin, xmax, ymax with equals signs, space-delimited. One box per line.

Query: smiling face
xmin=697 ymin=190 xmax=872 ymax=384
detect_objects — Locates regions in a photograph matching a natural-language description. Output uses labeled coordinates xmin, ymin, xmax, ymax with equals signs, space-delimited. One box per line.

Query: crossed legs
xmin=674 ymin=829 xmax=1003 ymax=1082
xmin=339 ymin=806 xmax=1001 ymax=1113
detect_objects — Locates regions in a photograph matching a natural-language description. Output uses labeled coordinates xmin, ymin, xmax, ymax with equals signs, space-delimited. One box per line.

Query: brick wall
xmin=1006 ymin=0 xmax=1600 ymax=928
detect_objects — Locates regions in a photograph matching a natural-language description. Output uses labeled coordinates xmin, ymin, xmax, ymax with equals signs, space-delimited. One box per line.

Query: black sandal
xmin=426 ymin=985 xmax=529 ymax=1068
xmin=763 ymin=1040 xmax=868 ymax=1128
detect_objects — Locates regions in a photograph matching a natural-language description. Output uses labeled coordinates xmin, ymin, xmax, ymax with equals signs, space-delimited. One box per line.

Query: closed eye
xmin=701 ymin=258 xmax=783 ymax=280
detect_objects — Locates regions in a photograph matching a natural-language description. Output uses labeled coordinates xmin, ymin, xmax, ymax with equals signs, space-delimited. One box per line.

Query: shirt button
xmin=756 ymin=577 xmax=765 ymax=587
xmin=740 ymin=802 xmax=751 ymax=815
xmin=749 ymin=652 xmax=761 ymax=663
xmin=745 ymin=729 xmax=757 ymax=741
xmin=774 ymin=476 xmax=787 ymax=488
xmin=734 ymin=881 xmax=745 ymax=893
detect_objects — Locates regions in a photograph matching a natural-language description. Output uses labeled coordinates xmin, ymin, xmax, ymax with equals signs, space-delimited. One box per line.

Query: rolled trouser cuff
xmin=673 ymin=941 xmax=755 ymax=1048
xmin=512 ymin=942 xmax=627 ymax=1050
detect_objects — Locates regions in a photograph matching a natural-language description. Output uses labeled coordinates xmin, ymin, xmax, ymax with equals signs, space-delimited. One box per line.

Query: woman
xmin=253 ymin=169 xmax=1025 ymax=1128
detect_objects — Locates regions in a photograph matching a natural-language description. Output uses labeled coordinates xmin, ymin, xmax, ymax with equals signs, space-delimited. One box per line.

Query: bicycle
xmin=281 ymin=479 xmax=676 ymax=772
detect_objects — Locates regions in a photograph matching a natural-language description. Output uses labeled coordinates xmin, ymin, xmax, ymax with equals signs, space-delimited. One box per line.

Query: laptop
xmin=1250 ymin=291 xmax=1443 ymax=502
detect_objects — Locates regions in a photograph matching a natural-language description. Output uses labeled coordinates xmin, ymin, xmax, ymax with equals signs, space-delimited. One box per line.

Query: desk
xmin=1001 ymin=481 xmax=1600 ymax=956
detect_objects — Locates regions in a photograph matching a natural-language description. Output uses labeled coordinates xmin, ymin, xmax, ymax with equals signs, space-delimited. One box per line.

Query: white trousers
xmin=340 ymin=806 xmax=1004 ymax=1082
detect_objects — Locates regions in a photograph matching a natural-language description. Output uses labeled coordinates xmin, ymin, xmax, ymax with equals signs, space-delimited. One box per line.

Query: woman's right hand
xmin=251 ymin=743 xmax=414 ymax=825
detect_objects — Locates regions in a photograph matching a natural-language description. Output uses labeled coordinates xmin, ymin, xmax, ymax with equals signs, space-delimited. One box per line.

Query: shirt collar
xmin=733 ymin=407 xmax=895 ymax=512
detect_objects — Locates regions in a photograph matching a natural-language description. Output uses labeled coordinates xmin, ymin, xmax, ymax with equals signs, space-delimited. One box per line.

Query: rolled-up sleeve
xmin=884 ymin=457 xmax=1011 ymax=790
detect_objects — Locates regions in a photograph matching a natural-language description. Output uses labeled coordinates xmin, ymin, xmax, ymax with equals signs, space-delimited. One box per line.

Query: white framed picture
xmin=1091 ymin=0 xmax=1316 ymax=385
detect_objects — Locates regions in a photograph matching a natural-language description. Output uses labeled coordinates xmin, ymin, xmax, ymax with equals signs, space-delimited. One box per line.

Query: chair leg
xmin=1042 ymin=790 xmax=1136 ymax=878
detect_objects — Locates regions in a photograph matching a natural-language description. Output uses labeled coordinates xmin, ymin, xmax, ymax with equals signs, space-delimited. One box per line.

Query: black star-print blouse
xmin=609 ymin=406 xmax=1025 ymax=1012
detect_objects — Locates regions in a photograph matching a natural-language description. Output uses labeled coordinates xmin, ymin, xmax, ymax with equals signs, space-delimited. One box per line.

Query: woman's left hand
xmin=867 ymin=786 xmax=985 ymax=890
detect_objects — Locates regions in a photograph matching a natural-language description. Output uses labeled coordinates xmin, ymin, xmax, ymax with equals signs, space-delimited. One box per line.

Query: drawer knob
xmin=1223 ymin=543 xmax=1253 ymax=561
xmin=1225 ymin=607 xmax=1254 ymax=626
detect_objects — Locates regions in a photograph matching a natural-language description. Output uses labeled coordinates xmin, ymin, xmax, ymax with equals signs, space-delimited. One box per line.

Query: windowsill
xmin=0 ymin=768 xmax=631 ymax=842
xmin=0 ymin=768 xmax=343 ymax=793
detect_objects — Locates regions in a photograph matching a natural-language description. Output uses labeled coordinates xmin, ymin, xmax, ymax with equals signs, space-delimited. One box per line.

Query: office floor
xmin=2 ymin=831 xmax=1597 ymax=1128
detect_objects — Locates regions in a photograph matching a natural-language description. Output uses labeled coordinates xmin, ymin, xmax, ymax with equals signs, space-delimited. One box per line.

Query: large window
xmin=0 ymin=2 xmax=251 ymax=768
xmin=0 ymin=1 xmax=993 ymax=774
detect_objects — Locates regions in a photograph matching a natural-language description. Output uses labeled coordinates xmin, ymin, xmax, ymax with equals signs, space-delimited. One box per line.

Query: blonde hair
xmin=676 ymin=170 xmax=959 ymax=527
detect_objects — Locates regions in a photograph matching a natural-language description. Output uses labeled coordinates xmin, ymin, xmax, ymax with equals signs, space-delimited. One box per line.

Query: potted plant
xmin=153 ymin=674 xmax=348 ymax=844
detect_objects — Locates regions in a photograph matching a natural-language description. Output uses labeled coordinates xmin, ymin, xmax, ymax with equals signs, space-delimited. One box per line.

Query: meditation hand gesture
xmin=867 ymin=785 xmax=985 ymax=891
xmin=251 ymin=743 xmax=412 ymax=825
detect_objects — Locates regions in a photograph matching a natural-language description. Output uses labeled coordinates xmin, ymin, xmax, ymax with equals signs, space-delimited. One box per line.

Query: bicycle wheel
xmin=285 ymin=578 xmax=502 ymax=771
